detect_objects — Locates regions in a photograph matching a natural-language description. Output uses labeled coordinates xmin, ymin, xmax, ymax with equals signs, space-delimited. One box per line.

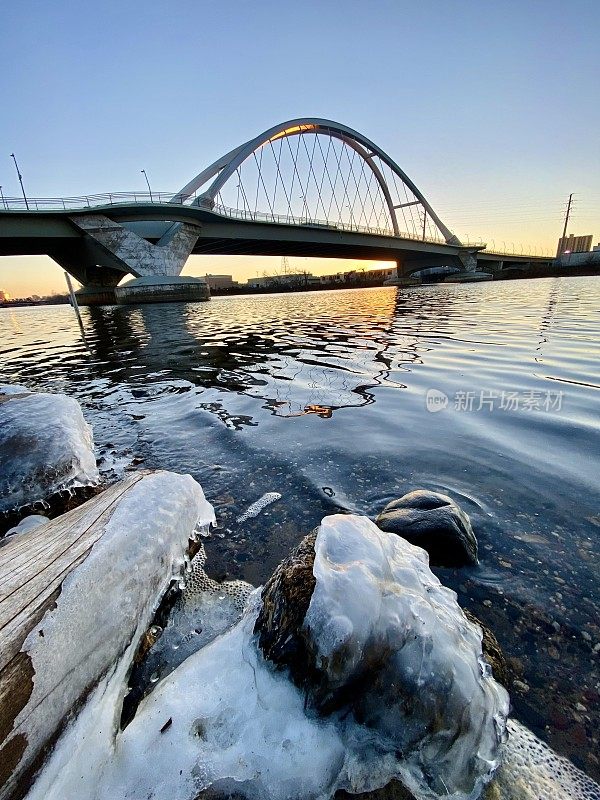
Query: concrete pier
xmin=75 ymin=285 xmax=118 ymax=305
xmin=443 ymin=271 xmax=493 ymax=283
xmin=114 ymin=275 xmax=210 ymax=305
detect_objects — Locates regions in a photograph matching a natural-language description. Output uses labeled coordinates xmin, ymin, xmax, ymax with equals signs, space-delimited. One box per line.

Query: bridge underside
xmin=188 ymin=229 xmax=466 ymax=274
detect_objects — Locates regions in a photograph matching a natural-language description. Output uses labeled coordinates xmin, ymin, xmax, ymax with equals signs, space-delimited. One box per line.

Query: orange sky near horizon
xmin=0 ymin=255 xmax=401 ymax=299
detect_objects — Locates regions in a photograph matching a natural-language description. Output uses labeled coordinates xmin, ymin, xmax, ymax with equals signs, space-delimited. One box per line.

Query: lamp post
xmin=10 ymin=153 xmax=29 ymax=210
xmin=141 ymin=169 xmax=153 ymax=202
xmin=0 ymin=186 xmax=6 ymax=210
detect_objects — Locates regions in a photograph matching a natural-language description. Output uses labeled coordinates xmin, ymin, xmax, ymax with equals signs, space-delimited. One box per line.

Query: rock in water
xmin=256 ymin=514 xmax=508 ymax=800
xmin=376 ymin=489 xmax=478 ymax=567
xmin=0 ymin=387 xmax=99 ymax=515
xmin=256 ymin=530 xmax=318 ymax=685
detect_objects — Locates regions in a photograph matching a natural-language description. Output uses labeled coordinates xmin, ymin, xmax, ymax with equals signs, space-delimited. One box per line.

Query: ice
xmin=29 ymin=594 xmax=346 ymax=800
xmin=3 ymin=514 xmax=49 ymax=539
xmin=0 ymin=382 xmax=30 ymax=394
xmin=127 ymin=540 xmax=252 ymax=694
xmin=25 ymin=511 xmax=599 ymax=800
xmin=16 ymin=471 xmax=214 ymax=800
xmin=0 ymin=387 xmax=100 ymax=513
xmin=304 ymin=514 xmax=509 ymax=800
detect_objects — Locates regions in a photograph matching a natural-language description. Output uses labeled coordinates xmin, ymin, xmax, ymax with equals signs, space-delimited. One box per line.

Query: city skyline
xmin=1 ymin=0 xmax=598 ymax=297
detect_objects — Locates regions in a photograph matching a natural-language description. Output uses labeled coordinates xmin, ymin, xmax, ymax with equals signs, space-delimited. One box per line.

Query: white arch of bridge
xmin=173 ymin=118 xmax=460 ymax=245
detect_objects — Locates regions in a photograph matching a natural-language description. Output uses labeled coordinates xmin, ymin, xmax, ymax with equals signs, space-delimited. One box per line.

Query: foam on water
xmin=183 ymin=540 xmax=253 ymax=610
xmin=491 ymin=719 xmax=600 ymax=800
xmin=236 ymin=491 xmax=282 ymax=523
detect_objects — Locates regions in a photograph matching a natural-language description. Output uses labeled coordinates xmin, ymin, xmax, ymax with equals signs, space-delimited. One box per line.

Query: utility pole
xmin=10 ymin=153 xmax=29 ymax=210
xmin=558 ymin=193 xmax=573 ymax=257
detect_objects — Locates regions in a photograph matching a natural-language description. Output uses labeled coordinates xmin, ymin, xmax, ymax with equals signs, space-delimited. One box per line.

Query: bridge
xmin=0 ymin=118 xmax=553 ymax=304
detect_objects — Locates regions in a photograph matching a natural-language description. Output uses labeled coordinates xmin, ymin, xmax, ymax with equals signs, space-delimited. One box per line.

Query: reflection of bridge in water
xmin=0 ymin=118 xmax=553 ymax=304
xmin=82 ymin=288 xmax=463 ymax=425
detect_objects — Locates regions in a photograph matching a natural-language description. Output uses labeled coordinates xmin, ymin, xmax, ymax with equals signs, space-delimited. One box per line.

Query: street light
xmin=141 ymin=169 xmax=153 ymax=202
xmin=0 ymin=186 xmax=7 ymax=210
xmin=10 ymin=153 xmax=29 ymax=210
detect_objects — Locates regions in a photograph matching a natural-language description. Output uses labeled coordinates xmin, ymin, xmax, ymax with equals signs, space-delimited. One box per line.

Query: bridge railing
xmin=209 ymin=202 xmax=470 ymax=246
xmin=476 ymin=248 xmax=554 ymax=258
xmin=1 ymin=191 xmax=492 ymax=249
xmin=0 ymin=191 xmax=181 ymax=211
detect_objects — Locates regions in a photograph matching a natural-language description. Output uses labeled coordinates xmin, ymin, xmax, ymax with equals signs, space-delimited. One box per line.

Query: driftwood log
xmin=0 ymin=470 xmax=204 ymax=800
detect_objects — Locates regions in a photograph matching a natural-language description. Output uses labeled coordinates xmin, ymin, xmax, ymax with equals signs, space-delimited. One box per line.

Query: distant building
xmin=556 ymin=234 xmax=592 ymax=258
xmin=329 ymin=266 xmax=397 ymax=284
xmin=246 ymin=266 xmax=398 ymax=290
xmin=0 ymin=289 xmax=10 ymax=303
xmin=203 ymin=274 xmax=238 ymax=290
xmin=246 ymin=273 xmax=313 ymax=289
xmin=204 ymin=274 xmax=236 ymax=290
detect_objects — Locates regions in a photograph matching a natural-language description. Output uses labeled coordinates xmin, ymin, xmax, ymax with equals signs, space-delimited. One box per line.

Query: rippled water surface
xmin=1 ymin=277 xmax=599 ymax=777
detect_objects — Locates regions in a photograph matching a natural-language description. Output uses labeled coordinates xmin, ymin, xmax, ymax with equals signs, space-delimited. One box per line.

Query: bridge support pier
xmin=444 ymin=249 xmax=493 ymax=282
xmin=49 ymin=250 xmax=124 ymax=306
xmin=75 ymin=284 xmax=118 ymax=305
xmin=386 ymin=260 xmax=421 ymax=286
xmin=68 ymin=215 xmax=209 ymax=304
xmin=114 ymin=275 xmax=210 ymax=304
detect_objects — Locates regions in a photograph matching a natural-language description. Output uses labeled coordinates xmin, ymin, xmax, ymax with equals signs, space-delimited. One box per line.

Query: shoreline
xmin=2 ymin=265 xmax=600 ymax=307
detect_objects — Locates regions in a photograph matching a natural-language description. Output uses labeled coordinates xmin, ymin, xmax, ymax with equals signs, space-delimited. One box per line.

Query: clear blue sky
xmin=1 ymin=0 xmax=599 ymax=296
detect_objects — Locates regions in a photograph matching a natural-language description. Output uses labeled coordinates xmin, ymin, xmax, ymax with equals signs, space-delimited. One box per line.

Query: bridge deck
xmin=0 ymin=205 xmax=552 ymax=270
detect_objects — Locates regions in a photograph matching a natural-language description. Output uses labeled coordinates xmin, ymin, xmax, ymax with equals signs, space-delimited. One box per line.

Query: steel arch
xmin=173 ymin=118 xmax=459 ymax=245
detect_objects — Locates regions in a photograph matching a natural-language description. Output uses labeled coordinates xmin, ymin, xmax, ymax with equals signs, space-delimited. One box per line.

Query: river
xmin=1 ymin=276 xmax=598 ymax=778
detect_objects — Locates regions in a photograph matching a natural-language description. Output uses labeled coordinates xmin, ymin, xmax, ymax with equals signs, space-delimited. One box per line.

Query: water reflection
xmin=82 ymin=289 xmax=430 ymax=421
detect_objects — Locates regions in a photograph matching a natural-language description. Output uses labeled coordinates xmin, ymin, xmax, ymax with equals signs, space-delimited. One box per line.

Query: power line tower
xmin=281 ymin=256 xmax=291 ymax=275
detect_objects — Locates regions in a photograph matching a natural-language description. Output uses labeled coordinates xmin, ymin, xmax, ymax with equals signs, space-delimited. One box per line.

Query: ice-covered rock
xmin=257 ymin=514 xmax=508 ymax=800
xmin=29 ymin=592 xmax=347 ymax=800
xmin=463 ymin=608 xmax=512 ymax=689
xmin=0 ymin=383 xmax=30 ymax=395
xmin=256 ymin=529 xmax=318 ymax=682
xmin=0 ymin=387 xmax=99 ymax=514
xmin=376 ymin=490 xmax=478 ymax=567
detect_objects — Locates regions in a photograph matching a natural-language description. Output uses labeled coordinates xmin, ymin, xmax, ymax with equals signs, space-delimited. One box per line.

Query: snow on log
xmin=0 ymin=470 xmax=215 ymax=800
